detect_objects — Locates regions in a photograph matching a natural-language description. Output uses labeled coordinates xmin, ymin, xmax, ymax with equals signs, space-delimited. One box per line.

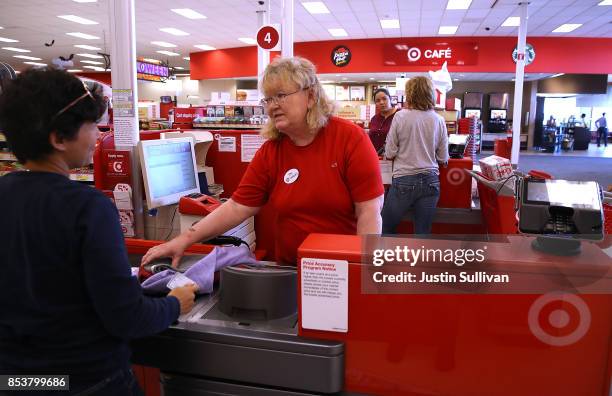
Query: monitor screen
xmin=526 ymin=180 xmax=601 ymax=210
xmin=490 ymin=109 xmax=506 ymax=119
xmin=138 ymin=137 xmax=200 ymax=209
xmin=465 ymin=109 xmax=481 ymax=119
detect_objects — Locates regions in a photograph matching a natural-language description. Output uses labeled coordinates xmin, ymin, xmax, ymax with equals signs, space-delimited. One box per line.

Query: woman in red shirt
xmin=142 ymin=57 xmax=384 ymax=266
xmin=368 ymin=88 xmax=398 ymax=155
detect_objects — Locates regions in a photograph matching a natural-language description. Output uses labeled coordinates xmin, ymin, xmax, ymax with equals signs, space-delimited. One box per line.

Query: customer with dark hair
xmin=368 ymin=88 xmax=398 ymax=154
xmin=381 ymin=76 xmax=449 ymax=235
xmin=595 ymin=112 xmax=608 ymax=147
xmin=0 ymin=68 xmax=197 ymax=395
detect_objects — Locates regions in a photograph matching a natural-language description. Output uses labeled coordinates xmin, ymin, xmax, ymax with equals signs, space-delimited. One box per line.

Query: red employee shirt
xmin=232 ymin=116 xmax=384 ymax=265
xmin=368 ymin=109 xmax=398 ymax=153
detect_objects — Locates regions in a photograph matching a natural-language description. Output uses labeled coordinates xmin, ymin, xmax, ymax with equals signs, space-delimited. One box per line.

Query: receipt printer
xmin=518 ymin=179 xmax=604 ymax=241
xmin=448 ymin=134 xmax=471 ymax=159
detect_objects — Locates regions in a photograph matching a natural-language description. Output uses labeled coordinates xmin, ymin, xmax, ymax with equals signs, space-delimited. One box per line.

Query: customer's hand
xmin=168 ymin=284 xmax=198 ymax=314
xmin=141 ymin=236 xmax=189 ymax=268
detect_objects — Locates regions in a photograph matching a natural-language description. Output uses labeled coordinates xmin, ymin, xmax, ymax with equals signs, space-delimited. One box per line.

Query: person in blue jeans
xmin=382 ymin=76 xmax=449 ymax=234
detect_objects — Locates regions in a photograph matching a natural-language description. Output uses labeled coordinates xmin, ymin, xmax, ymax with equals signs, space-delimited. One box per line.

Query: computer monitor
xmin=490 ymin=109 xmax=506 ymax=120
xmin=465 ymin=109 xmax=481 ymax=119
xmin=138 ymin=137 xmax=200 ymax=209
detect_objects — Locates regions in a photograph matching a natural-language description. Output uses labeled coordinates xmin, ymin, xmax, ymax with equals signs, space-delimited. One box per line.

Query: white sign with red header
xmin=257 ymin=24 xmax=281 ymax=51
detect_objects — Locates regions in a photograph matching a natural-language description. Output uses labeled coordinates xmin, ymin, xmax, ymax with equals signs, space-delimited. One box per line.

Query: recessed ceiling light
xmin=380 ymin=19 xmax=400 ymax=29
xmin=552 ymin=23 xmax=582 ymax=33
xmin=0 ymin=37 xmax=19 ymax=43
xmin=23 ymin=61 xmax=47 ymax=67
xmin=502 ymin=17 xmax=520 ymax=27
xmin=77 ymin=53 xmax=103 ymax=59
xmin=2 ymin=47 xmax=30 ymax=53
xmin=446 ymin=0 xmax=472 ymax=9
xmin=301 ymin=2 xmax=330 ymax=14
xmin=183 ymin=56 xmax=190 ymax=61
xmin=13 ymin=55 xmax=42 ymax=60
xmin=67 ymin=69 xmax=83 ymax=72
xmin=438 ymin=25 xmax=458 ymax=35
xmin=173 ymin=66 xmax=185 ymax=70
xmin=238 ymin=38 xmax=256 ymax=44
xmin=171 ymin=8 xmax=207 ymax=19
xmin=159 ymin=27 xmax=189 ymax=36
xmin=80 ymin=60 xmax=103 ymax=65
xmin=175 ymin=73 xmax=190 ymax=77
xmin=66 ymin=32 xmax=100 ymax=40
xmin=194 ymin=44 xmax=216 ymax=51
xmin=82 ymin=65 xmax=105 ymax=71
xmin=328 ymin=28 xmax=348 ymax=37
xmin=156 ymin=50 xmax=180 ymax=56
xmin=369 ymin=77 xmax=375 ymax=80
xmin=0 ymin=27 xmax=3 ymax=29
xmin=72 ymin=0 xmax=97 ymax=3
xmin=74 ymin=44 xmax=101 ymax=50
xmin=58 ymin=15 xmax=98 ymax=25
xmin=598 ymin=0 xmax=612 ymax=5
xmin=151 ymin=41 xmax=177 ymax=48
xmin=141 ymin=58 xmax=160 ymax=63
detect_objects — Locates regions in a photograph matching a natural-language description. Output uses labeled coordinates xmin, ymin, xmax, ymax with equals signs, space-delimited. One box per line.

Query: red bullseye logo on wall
xmin=331 ymin=45 xmax=351 ymax=67
xmin=528 ymin=292 xmax=591 ymax=347
xmin=407 ymin=47 xmax=422 ymax=62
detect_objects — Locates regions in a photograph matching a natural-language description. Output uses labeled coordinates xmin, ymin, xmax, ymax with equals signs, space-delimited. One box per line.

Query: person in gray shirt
xmin=595 ymin=112 xmax=607 ymax=147
xmin=382 ymin=76 xmax=449 ymax=234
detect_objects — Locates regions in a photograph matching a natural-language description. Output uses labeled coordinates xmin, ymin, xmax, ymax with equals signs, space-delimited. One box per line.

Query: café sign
xmin=383 ymin=42 xmax=479 ymax=66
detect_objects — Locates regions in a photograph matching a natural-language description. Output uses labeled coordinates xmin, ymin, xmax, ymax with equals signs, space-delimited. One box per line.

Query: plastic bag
xmin=428 ymin=61 xmax=453 ymax=93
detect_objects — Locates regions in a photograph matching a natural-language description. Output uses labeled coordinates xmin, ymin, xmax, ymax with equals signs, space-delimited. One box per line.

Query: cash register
xmin=518 ymin=178 xmax=604 ymax=255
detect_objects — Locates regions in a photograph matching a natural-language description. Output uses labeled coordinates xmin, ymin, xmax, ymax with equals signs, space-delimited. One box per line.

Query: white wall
xmin=136 ymin=77 xmax=237 ymax=106
xmin=197 ymin=79 xmax=237 ymax=102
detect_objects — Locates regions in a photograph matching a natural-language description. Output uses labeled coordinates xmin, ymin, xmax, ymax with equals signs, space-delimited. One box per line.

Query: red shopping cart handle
xmin=528 ymin=170 xmax=553 ymax=180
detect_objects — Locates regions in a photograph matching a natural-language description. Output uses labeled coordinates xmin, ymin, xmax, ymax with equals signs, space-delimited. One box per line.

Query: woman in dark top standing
xmin=368 ymin=88 xmax=398 ymax=155
xmin=0 ymin=68 xmax=197 ymax=395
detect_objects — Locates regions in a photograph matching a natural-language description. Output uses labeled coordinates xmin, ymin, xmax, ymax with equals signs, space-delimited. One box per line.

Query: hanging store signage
xmin=383 ymin=42 xmax=478 ymax=66
xmin=331 ymin=45 xmax=351 ymax=67
xmin=257 ymin=24 xmax=281 ymax=51
xmin=136 ymin=60 xmax=169 ymax=82
xmin=512 ymin=43 xmax=535 ymax=65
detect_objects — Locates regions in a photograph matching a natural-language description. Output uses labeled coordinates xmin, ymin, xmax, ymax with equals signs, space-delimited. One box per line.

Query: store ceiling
xmin=0 ymin=0 xmax=610 ymax=73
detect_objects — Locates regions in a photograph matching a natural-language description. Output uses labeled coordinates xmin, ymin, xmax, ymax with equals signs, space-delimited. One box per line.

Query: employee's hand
xmin=141 ymin=237 xmax=189 ymax=268
xmin=168 ymin=283 xmax=198 ymax=314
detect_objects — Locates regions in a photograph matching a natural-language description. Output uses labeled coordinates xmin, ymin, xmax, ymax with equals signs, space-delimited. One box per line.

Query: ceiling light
xmin=328 ymin=28 xmax=348 ymax=37
xmin=82 ymin=65 xmax=105 ymax=71
xmin=80 ymin=60 xmax=103 ymax=65
xmin=194 ymin=44 xmax=216 ymax=50
xmin=74 ymin=44 xmax=101 ymax=50
xmin=171 ymin=8 xmax=207 ymax=19
xmin=552 ymin=23 xmax=582 ymax=33
xmin=23 ymin=61 xmax=47 ymax=67
xmin=67 ymin=69 xmax=83 ymax=72
xmin=175 ymin=73 xmax=190 ymax=77
xmin=0 ymin=37 xmax=18 ymax=43
xmin=380 ymin=19 xmax=400 ymax=29
xmin=0 ymin=27 xmax=3 ymax=29
xmin=77 ymin=53 xmax=103 ymax=59
xmin=58 ymin=15 xmax=98 ymax=25
xmin=151 ymin=41 xmax=177 ymax=48
xmin=2 ymin=47 xmax=30 ymax=53
xmin=173 ymin=66 xmax=185 ymax=70
xmin=66 ymin=32 xmax=100 ymax=40
xmin=183 ymin=57 xmax=190 ymax=61
xmin=550 ymin=73 xmax=565 ymax=78
xmin=141 ymin=58 xmax=160 ymax=63
xmin=72 ymin=0 xmax=97 ymax=2
xmin=13 ymin=55 xmax=41 ymax=60
xmin=159 ymin=27 xmax=189 ymax=36
xmin=598 ymin=0 xmax=612 ymax=5
xmin=238 ymin=38 xmax=257 ymax=44
xmin=369 ymin=77 xmax=375 ymax=80
xmin=301 ymin=2 xmax=330 ymax=14
xmin=446 ymin=0 xmax=472 ymax=9
xmin=156 ymin=50 xmax=180 ymax=56
xmin=438 ymin=25 xmax=458 ymax=35
xmin=502 ymin=17 xmax=520 ymax=27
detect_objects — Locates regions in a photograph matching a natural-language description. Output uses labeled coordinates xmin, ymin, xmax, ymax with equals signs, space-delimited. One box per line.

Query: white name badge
xmin=284 ymin=168 xmax=299 ymax=184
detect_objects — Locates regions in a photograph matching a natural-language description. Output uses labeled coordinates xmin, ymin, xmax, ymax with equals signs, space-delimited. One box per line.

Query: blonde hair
xmin=260 ymin=57 xmax=334 ymax=140
xmin=405 ymin=76 xmax=436 ymax=111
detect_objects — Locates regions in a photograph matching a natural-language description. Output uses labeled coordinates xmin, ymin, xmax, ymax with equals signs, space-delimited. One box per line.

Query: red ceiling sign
xmin=383 ymin=42 xmax=479 ymax=66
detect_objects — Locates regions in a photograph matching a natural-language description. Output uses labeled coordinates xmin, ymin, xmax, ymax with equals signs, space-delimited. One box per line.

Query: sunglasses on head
xmin=53 ymin=79 xmax=94 ymax=120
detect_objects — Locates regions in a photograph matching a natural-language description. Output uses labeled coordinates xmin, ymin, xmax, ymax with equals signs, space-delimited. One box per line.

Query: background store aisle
xmin=514 ymin=155 xmax=611 ymax=188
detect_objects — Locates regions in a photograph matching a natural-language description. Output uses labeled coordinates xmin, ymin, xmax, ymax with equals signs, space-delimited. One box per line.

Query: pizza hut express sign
xmin=383 ymin=42 xmax=478 ymax=66
xmin=331 ymin=45 xmax=351 ymax=67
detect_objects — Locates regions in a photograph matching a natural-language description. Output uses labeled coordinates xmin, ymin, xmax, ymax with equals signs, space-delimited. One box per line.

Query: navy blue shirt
xmin=0 ymin=171 xmax=179 ymax=382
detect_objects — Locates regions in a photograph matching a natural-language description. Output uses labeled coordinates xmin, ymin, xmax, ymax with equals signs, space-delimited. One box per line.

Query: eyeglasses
xmin=260 ymin=87 xmax=309 ymax=107
xmin=53 ymin=79 xmax=94 ymax=119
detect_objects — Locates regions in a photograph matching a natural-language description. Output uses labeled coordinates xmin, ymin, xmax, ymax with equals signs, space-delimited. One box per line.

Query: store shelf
xmin=192 ymin=123 xmax=262 ymax=130
xmin=0 ymin=152 xmax=17 ymax=161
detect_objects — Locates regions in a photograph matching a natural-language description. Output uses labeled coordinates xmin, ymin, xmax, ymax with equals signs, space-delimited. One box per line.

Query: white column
xmin=281 ymin=0 xmax=294 ymax=58
xmin=511 ymin=2 xmax=529 ymax=166
xmin=257 ymin=8 xmax=270 ymax=80
xmin=109 ymin=0 xmax=144 ymax=238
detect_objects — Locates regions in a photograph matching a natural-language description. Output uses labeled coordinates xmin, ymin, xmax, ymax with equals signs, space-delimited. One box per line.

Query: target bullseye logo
xmin=528 ymin=293 xmax=591 ymax=347
xmin=407 ymin=47 xmax=422 ymax=62
xmin=446 ymin=168 xmax=466 ymax=186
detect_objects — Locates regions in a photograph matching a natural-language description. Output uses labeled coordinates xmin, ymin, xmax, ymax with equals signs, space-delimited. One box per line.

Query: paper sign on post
xmin=301 ymin=258 xmax=348 ymax=333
